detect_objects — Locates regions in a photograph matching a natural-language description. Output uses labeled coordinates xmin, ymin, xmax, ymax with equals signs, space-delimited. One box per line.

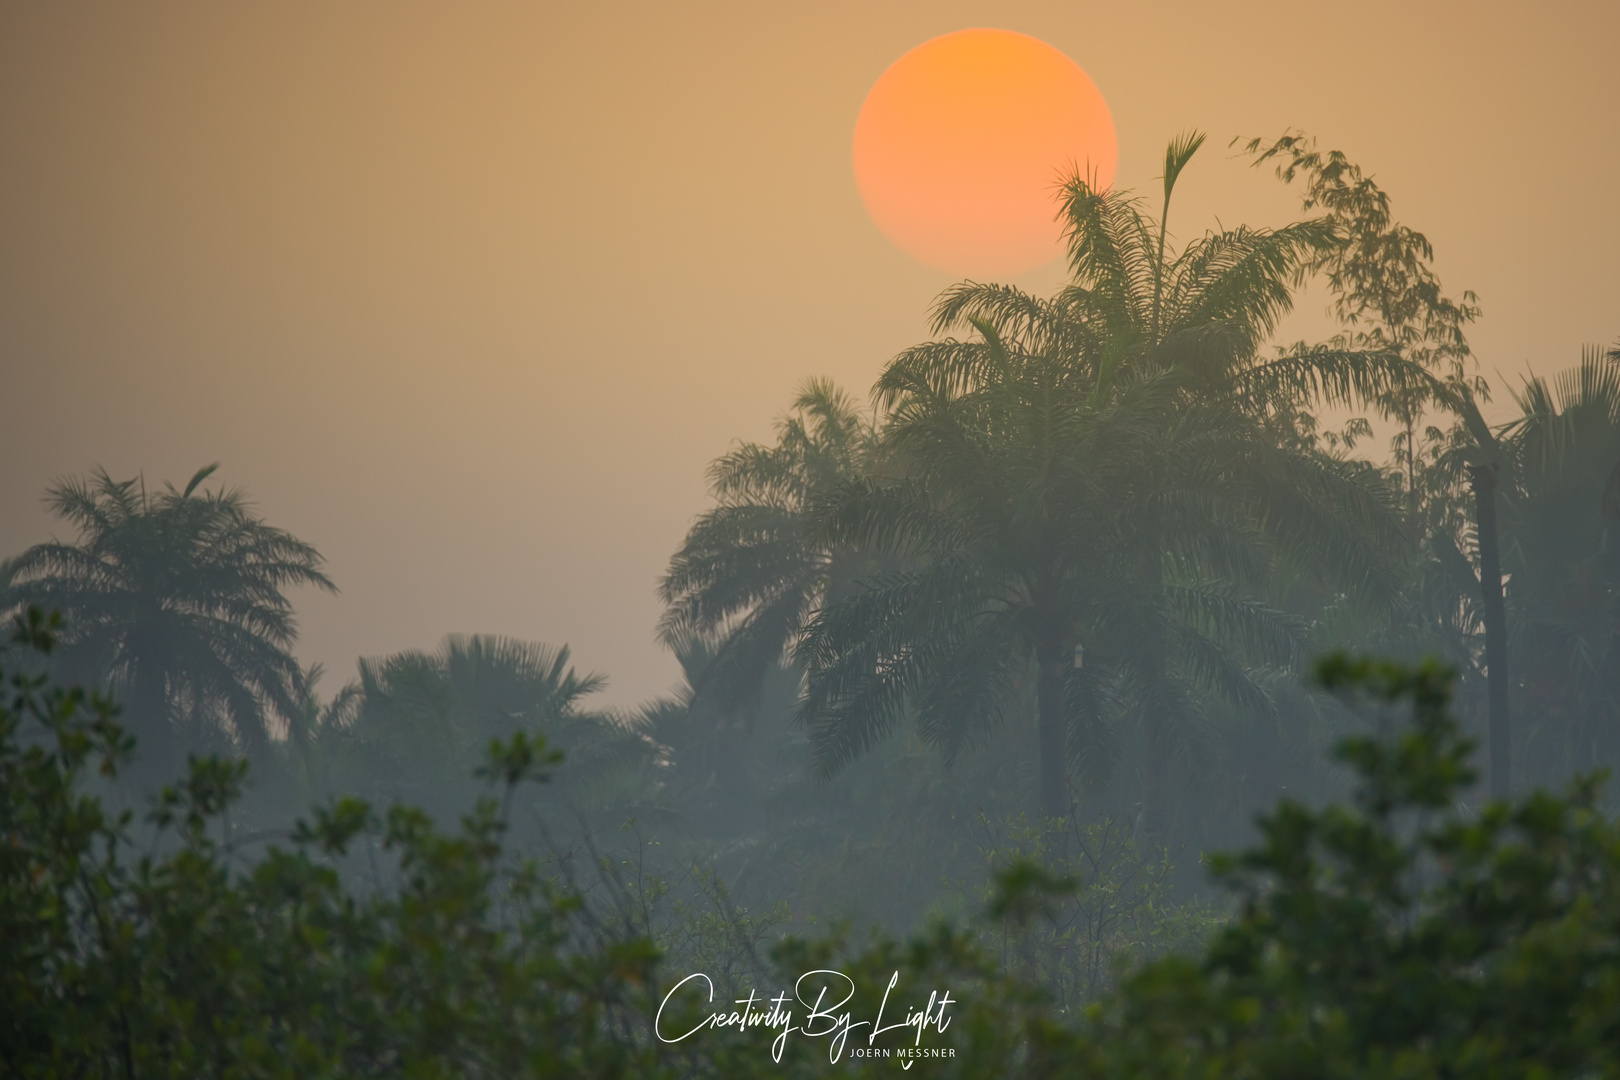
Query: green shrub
xmin=7 ymin=607 xmax=1620 ymax=1077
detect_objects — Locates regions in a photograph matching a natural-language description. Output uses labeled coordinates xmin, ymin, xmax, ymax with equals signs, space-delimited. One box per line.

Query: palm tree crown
xmin=320 ymin=633 xmax=644 ymax=827
xmin=659 ymin=379 xmax=879 ymax=720
xmin=1497 ymin=351 xmax=1620 ymax=783
xmin=2 ymin=464 xmax=334 ymax=780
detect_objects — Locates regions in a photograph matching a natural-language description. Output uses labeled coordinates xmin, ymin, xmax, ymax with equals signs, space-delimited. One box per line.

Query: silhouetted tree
xmin=1248 ymin=131 xmax=1517 ymax=796
xmin=0 ymin=464 xmax=333 ymax=783
xmin=800 ymin=136 xmax=1408 ymax=827
xmin=322 ymin=633 xmax=646 ymax=828
xmin=1496 ymin=350 xmax=1620 ymax=787
xmin=1243 ymin=130 xmax=1483 ymax=524
xmin=659 ymin=379 xmax=879 ymax=722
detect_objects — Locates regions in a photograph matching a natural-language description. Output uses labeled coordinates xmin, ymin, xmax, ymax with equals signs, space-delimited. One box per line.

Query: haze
xmin=3 ymin=0 xmax=1615 ymax=707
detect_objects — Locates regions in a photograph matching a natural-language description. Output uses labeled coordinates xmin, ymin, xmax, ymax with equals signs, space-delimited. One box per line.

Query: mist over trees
xmin=5 ymin=132 xmax=1620 ymax=1075
xmin=1 ymin=464 xmax=335 ymax=788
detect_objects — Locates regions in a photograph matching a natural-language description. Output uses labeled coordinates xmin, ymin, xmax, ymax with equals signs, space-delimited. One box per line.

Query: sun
xmin=852 ymin=28 xmax=1117 ymax=278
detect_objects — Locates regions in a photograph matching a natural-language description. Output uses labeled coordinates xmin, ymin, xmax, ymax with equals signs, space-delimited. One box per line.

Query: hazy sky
xmin=3 ymin=0 xmax=1617 ymax=707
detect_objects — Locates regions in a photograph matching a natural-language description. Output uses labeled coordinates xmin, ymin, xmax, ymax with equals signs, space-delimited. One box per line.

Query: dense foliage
xmin=8 ymin=610 xmax=1620 ymax=1076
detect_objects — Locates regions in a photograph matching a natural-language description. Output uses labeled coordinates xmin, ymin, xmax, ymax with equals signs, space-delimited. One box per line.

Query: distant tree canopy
xmin=315 ymin=632 xmax=651 ymax=830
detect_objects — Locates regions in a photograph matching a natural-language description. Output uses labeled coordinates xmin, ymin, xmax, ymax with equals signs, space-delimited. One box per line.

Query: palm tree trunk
xmin=1469 ymin=462 xmax=1510 ymax=799
xmin=126 ymin=671 xmax=175 ymax=791
xmin=1137 ymin=542 xmax=1171 ymax=840
xmin=1035 ymin=641 xmax=1067 ymax=822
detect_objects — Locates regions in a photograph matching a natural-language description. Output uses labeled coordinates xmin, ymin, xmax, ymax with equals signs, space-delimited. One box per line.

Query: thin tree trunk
xmin=1142 ymin=691 xmax=1170 ymax=839
xmin=1035 ymin=643 xmax=1067 ymax=823
xmin=1138 ymin=542 xmax=1171 ymax=840
xmin=1405 ymin=415 xmax=1419 ymax=529
xmin=1469 ymin=462 xmax=1510 ymax=799
xmin=127 ymin=670 xmax=174 ymax=790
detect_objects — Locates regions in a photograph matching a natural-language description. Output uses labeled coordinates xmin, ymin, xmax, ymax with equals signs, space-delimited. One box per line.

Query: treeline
xmin=3 ymin=131 xmax=1620 ymax=1071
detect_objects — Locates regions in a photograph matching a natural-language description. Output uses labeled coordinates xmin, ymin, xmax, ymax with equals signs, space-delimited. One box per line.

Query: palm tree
xmin=1410 ymin=347 xmax=1620 ymax=800
xmin=323 ymin=634 xmax=647 ymax=827
xmin=1431 ymin=382 xmax=1514 ymax=797
xmin=934 ymin=133 xmax=1414 ymax=572
xmin=799 ymin=341 xmax=1297 ymax=824
xmin=1494 ymin=351 xmax=1620 ymax=787
xmin=798 ymin=135 xmax=1408 ymax=826
xmin=1033 ymin=132 xmax=1417 ymax=419
xmin=659 ymin=379 xmax=879 ymax=721
xmin=286 ymin=662 xmax=360 ymax=796
xmin=1 ymin=464 xmax=333 ymax=783
xmin=635 ymin=630 xmax=807 ymax=839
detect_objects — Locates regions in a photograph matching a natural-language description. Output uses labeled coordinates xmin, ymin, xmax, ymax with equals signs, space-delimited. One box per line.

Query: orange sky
xmin=2 ymin=0 xmax=1617 ymax=707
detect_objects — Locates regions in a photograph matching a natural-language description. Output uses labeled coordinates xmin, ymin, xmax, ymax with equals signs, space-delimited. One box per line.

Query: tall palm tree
xmin=798 ymin=135 xmax=1408 ymax=826
xmin=1409 ymin=347 xmax=1620 ymax=800
xmin=1 ymin=464 xmax=333 ymax=782
xmin=659 ymin=379 xmax=880 ymax=720
xmin=1431 ymin=382 xmax=1513 ymax=797
xmin=799 ymin=339 xmax=1311 ymax=824
xmin=1495 ymin=351 xmax=1620 ymax=787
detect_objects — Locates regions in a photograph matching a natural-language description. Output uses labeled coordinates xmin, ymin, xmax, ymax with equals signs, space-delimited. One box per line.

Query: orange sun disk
xmin=853 ymin=28 xmax=1117 ymax=278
